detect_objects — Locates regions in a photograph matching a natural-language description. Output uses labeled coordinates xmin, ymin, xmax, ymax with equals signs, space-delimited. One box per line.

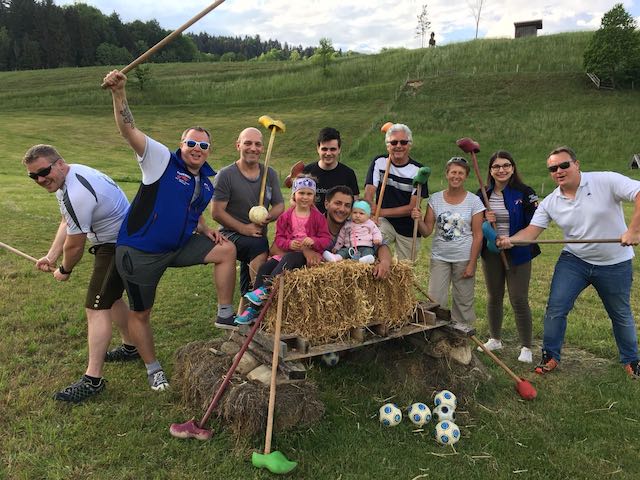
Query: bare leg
xmin=85 ymin=308 xmax=112 ymax=377
xmin=110 ymin=298 xmax=134 ymax=345
xmin=128 ymin=309 xmax=156 ymax=364
xmin=204 ymin=241 xmax=236 ymax=305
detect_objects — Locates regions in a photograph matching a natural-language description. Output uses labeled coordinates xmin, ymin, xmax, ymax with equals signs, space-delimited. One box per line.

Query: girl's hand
xmin=485 ymin=210 xmax=496 ymax=223
xmin=373 ymin=238 xmax=382 ymax=246
xmin=302 ymin=237 xmax=314 ymax=247
xmin=411 ymin=207 xmax=422 ymax=220
xmin=290 ymin=239 xmax=302 ymax=250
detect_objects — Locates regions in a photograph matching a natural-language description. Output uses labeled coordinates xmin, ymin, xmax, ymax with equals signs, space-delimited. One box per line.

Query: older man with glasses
xmin=364 ymin=123 xmax=429 ymax=260
xmin=23 ymin=144 xmax=135 ymax=403
xmin=498 ymin=146 xmax=640 ymax=379
xmin=102 ymin=69 xmax=237 ymax=392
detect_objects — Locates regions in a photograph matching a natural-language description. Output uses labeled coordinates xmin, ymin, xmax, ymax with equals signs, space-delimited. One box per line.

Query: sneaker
xmin=624 ymin=360 xmax=640 ymax=379
xmin=534 ymin=350 xmax=559 ymax=375
xmin=105 ymin=344 xmax=140 ymax=362
xmin=322 ymin=251 xmax=339 ymax=262
xmin=148 ymin=370 xmax=170 ymax=391
xmin=359 ymin=254 xmax=375 ymax=264
xmin=245 ymin=286 xmax=269 ymax=306
xmin=518 ymin=346 xmax=533 ymax=363
xmin=477 ymin=338 xmax=503 ymax=352
xmin=214 ymin=315 xmax=238 ymax=330
xmin=53 ymin=376 xmax=105 ymax=403
xmin=235 ymin=306 xmax=259 ymax=325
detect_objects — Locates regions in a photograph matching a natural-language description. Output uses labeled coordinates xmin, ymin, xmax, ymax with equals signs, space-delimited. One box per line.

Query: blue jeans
xmin=543 ymin=252 xmax=638 ymax=364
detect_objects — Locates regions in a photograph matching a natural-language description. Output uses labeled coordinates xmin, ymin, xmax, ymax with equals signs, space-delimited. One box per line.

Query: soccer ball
xmin=407 ymin=402 xmax=431 ymax=427
xmin=434 ymin=390 xmax=457 ymax=409
xmin=433 ymin=404 xmax=456 ymax=422
xmin=321 ymin=352 xmax=340 ymax=367
xmin=379 ymin=403 xmax=402 ymax=427
xmin=435 ymin=420 xmax=460 ymax=445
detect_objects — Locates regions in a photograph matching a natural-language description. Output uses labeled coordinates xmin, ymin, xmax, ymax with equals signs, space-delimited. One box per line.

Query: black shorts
xmin=85 ymin=243 xmax=125 ymax=310
xmin=223 ymin=231 xmax=269 ymax=263
xmin=116 ymin=234 xmax=215 ymax=312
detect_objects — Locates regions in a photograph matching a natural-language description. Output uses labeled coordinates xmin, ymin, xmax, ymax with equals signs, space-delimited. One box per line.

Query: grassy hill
xmin=2 ymin=32 xmax=640 ymax=479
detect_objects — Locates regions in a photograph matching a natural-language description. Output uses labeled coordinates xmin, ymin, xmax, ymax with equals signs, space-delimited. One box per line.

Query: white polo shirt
xmin=530 ymin=171 xmax=640 ymax=265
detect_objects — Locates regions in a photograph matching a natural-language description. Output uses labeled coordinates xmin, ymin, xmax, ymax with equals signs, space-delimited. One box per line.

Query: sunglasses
xmin=548 ymin=161 xmax=572 ymax=173
xmin=490 ymin=163 xmax=513 ymax=171
xmin=388 ymin=140 xmax=410 ymax=146
xmin=447 ymin=157 xmax=468 ymax=164
xmin=28 ymin=158 xmax=59 ymax=180
xmin=183 ymin=139 xmax=210 ymax=150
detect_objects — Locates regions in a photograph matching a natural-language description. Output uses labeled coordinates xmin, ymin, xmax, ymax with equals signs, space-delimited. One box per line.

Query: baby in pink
xmin=323 ymin=200 xmax=382 ymax=264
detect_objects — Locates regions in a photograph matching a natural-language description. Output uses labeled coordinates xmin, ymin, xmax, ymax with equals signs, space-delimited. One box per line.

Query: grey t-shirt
xmin=429 ymin=191 xmax=485 ymax=263
xmin=213 ymin=162 xmax=283 ymax=234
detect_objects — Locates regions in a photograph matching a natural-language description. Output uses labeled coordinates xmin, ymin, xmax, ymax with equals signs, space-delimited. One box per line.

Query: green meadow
xmin=1 ymin=32 xmax=640 ymax=479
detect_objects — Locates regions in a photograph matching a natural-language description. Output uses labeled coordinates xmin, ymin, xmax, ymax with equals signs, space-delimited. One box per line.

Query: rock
xmin=247 ymin=364 xmax=272 ymax=385
xmin=448 ymin=344 xmax=472 ymax=365
xmin=235 ymin=351 xmax=260 ymax=375
xmin=220 ymin=341 xmax=240 ymax=356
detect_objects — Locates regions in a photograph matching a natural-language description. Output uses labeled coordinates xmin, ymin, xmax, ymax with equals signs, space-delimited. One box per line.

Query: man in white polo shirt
xmin=498 ymin=146 xmax=640 ymax=379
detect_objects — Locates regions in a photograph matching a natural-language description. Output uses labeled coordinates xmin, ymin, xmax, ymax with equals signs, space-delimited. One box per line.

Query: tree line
xmin=0 ymin=0 xmax=320 ymax=71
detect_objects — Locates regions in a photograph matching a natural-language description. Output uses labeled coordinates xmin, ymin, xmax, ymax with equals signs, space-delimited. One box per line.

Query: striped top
xmin=488 ymin=191 xmax=510 ymax=237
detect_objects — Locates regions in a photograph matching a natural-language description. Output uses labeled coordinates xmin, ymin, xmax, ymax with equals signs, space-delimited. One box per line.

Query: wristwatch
xmin=58 ymin=264 xmax=73 ymax=275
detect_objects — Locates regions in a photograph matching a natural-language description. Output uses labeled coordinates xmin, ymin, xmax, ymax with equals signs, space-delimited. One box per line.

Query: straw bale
xmin=263 ymin=261 xmax=416 ymax=345
xmin=173 ymin=340 xmax=325 ymax=438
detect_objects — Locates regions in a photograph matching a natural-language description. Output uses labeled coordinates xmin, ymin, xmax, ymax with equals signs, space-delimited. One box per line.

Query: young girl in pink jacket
xmin=236 ymin=175 xmax=332 ymax=325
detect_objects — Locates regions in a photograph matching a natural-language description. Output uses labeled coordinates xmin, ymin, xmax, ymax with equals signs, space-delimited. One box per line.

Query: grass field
xmin=1 ymin=32 xmax=640 ymax=479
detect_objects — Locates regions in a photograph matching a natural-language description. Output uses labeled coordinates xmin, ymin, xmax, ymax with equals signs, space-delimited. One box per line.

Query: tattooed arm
xmin=102 ymin=69 xmax=147 ymax=157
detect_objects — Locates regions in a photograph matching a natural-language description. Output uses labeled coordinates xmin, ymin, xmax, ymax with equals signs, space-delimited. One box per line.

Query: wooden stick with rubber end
xmin=264 ymin=275 xmax=285 ymax=455
xmin=456 ymin=137 xmax=510 ymax=270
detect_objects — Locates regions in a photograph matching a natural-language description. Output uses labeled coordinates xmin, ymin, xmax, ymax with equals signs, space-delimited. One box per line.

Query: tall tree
xmin=415 ymin=4 xmax=430 ymax=48
xmin=315 ymin=37 xmax=334 ymax=76
xmin=468 ymin=0 xmax=485 ymax=39
xmin=584 ymin=3 xmax=640 ymax=87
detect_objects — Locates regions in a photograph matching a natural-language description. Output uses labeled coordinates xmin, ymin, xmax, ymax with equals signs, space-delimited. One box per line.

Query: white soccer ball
xmin=321 ymin=352 xmax=339 ymax=367
xmin=435 ymin=420 xmax=461 ymax=445
xmin=407 ymin=402 xmax=431 ymax=427
xmin=248 ymin=205 xmax=269 ymax=225
xmin=433 ymin=404 xmax=456 ymax=422
xmin=379 ymin=403 xmax=402 ymax=427
xmin=434 ymin=390 xmax=457 ymax=409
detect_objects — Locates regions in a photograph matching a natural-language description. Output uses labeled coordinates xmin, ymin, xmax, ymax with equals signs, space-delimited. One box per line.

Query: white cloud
xmin=54 ymin=0 xmax=640 ymax=53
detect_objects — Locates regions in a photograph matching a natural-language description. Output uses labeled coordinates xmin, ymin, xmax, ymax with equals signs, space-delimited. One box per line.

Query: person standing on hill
xmin=302 ymin=127 xmax=360 ymax=214
xmin=364 ymin=123 xmax=428 ymax=260
xmin=102 ymin=69 xmax=237 ymax=392
xmin=23 ymin=144 xmax=134 ymax=403
xmin=498 ymin=146 xmax=640 ymax=379
xmin=211 ymin=127 xmax=284 ymax=321
xmin=477 ymin=151 xmax=540 ymax=363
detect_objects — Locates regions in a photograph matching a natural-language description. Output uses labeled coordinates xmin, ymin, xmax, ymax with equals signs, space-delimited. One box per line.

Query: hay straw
xmin=263 ymin=261 xmax=416 ymax=345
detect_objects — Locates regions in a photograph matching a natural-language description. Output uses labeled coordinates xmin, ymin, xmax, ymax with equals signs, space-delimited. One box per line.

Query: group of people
xmin=23 ymin=69 xmax=640 ymax=404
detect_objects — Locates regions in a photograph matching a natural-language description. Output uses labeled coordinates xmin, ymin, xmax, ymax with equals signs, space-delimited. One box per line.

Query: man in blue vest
xmin=103 ymin=69 xmax=237 ymax=392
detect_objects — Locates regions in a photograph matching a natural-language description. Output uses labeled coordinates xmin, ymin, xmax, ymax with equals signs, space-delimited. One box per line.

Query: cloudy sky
xmin=55 ymin=0 xmax=640 ymax=53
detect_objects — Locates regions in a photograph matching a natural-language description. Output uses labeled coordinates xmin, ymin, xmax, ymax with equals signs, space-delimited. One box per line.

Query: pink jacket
xmin=275 ymin=206 xmax=333 ymax=253
xmin=334 ymin=219 xmax=383 ymax=250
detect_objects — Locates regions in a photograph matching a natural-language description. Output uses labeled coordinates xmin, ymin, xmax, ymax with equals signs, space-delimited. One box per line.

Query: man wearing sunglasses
xmin=212 ymin=127 xmax=285 ymax=312
xmin=103 ymin=69 xmax=237 ymax=392
xmin=364 ymin=123 xmax=428 ymax=260
xmin=302 ymin=127 xmax=360 ymax=214
xmin=23 ymin=144 xmax=135 ymax=403
xmin=498 ymin=146 xmax=640 ymax=379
